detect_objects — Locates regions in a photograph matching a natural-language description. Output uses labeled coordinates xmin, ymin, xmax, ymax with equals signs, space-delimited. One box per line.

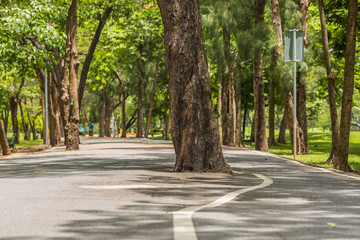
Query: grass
xmin=5 ymin=132 xmax=45 ymax=152
xmin=252 ymin=129 xmax=360 ymax=171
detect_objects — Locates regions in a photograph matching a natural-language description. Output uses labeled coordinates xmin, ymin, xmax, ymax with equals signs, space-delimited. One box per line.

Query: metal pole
xmin=293 ymin=30 xmax=297 ymax=161
xmin=45 ymin=68 xmax=49 ymax=146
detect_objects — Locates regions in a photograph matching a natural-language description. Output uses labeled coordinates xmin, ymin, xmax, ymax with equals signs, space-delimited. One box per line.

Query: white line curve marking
xmin=173 ymin=173 xmax=273 ymax=240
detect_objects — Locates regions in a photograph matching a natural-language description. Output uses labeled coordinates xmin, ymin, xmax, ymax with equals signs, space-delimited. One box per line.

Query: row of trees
xmin=0 ymin=0 xmax=359 ymax=172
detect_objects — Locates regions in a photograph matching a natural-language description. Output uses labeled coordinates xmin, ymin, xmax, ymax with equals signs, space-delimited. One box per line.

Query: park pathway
xmin=0 ymin=139 xmax=359 ymax=239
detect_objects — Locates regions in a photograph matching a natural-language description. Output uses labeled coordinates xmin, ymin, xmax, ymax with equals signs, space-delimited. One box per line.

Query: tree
xmin=60 ymin=0 xmax=80 ymax=150
xmin=270 ymin=0 xmax=307 ymax=155
xmin=318 ymin=0 xmax=339 ymax=163
xmin=297 ymin=0 xmax=310 ymax=154
xmin=144 ymin=50 xmax=162 ymax=138
xmin=0 ymin=119 xmax=10 ymax=156
xmin=78 ymin=3 xmax=114 ymax=110
xmin=252 ymin=0 xmax=268 ymax=152
xmin=157 ymin=0 xmax=231 ymax=173
xmin=332 ymin=0 xmax=358 ymax=171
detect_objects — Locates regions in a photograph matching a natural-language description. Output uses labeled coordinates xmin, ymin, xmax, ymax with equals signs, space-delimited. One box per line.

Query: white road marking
xmin=80 ymin=185 xmax=158 ymax=189
xmin=173 ymin=173 xmax=273 ymax=240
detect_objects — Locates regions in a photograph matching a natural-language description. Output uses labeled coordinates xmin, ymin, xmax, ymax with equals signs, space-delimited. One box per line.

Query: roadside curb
xmin=247 ymin=148 xmax=360 ymax=181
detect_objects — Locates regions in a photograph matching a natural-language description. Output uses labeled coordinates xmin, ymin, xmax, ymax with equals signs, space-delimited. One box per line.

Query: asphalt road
xmin=0 ymin=139 xmax=359 ymax=240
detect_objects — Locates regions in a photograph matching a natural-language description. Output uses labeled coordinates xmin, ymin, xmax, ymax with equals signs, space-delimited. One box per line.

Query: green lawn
xmin=6 ymin=132 xmax=44 ymax=149
xmin=254 ymin=129 xmax=360 ymax=171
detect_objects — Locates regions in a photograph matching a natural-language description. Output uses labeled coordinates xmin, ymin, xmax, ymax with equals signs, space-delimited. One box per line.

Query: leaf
xmin=327 ymin=223 xmax=338 ymax=227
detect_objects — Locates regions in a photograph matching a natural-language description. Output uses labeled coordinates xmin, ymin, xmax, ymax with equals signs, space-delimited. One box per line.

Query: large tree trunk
xmin=332 ymin=0 xmax=358 ymax=172
xmin=0 ymin=119 xmax=10 ymax=155
xmin=297 ymin=0 xmax=310 ymax=154
xmin=61 ymin=0 xmax=80 ymax=150
xmin=318 ymin=0 xmax=339 ymax=163
xmin=18 ymin=100 xmax=30 ymax=141
xmin=158 ymin=0 xmax=231 ymax=173
xmin=144 ymin=51 xmax=162 ymax=138
xmin=221 ymin=27 xmax=234 ymax=146
xmin=78 ymin=6 xmax=113 ymax=110
xmin=277 ymin=111 xmax=287 ymax=144
xmin=136 ymin=45 xmax=144 ymax=138
xmin=253 ymin=0 xmax=268 ymax=152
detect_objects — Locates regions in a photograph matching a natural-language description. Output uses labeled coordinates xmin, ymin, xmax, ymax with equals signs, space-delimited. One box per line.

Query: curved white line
xmin=173 ymin=173 xmax=273 ymax=240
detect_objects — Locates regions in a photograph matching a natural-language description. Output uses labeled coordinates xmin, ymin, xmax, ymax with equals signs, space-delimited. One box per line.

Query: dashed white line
xmin=173 ymin=173 xmax=273 ymax=240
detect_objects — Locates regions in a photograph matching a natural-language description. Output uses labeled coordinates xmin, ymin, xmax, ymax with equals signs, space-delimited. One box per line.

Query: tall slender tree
xmin=157 ymin=0 xmax=231 ymax=173
xmin=332 ymin=0 xmax=358 ymax=171
xmin=253 ymin=0 xmax=268 ymax=152
xmin=297 ymin=0 xmax=310 ymax=154
xmin=318 ymin=0 xmax=339 ymax=163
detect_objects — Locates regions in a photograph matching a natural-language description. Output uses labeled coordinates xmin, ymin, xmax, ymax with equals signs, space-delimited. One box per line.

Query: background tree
xmin=332 ymin=0 xmax=358 ymax=171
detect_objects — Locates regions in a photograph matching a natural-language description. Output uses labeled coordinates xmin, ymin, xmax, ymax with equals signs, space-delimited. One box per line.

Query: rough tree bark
xmin=60 ymin=0 xmax=80 ymax=150
xmin=253 ymin=0 xmax=268 ymax=152
xmin=297 ymin=0 xmax=310 ymax=154
xmin=318 ymin=0 xmax=339 ymax=163
xmin=0 ymin=119 xmax=10 ymax=155
xmin=221 ymin=26 xmax=234 ymax=146
xmin=157 ymin=0 xmax=231 ymax=173
xmin=78 ymin=6 xmax=113 ymax=110
xmin=332 ymin=0 xmax=358 ymax=172
xmin=144 ymin=51 xmax=162 ymax=138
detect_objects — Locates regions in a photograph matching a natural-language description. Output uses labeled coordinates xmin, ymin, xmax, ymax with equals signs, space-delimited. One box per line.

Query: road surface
xmin=0 ymin=139 xmax=359 ymax=239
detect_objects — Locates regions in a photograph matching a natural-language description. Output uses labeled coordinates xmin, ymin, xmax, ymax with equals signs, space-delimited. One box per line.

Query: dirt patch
xmin=0 ymin=144 xmax=48 ymax=158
